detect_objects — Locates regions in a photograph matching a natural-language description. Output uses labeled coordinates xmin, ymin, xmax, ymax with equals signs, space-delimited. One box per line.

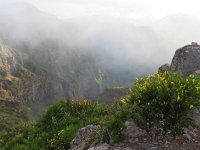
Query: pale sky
xmin=4 ymin=0 xmax=200 ymax=19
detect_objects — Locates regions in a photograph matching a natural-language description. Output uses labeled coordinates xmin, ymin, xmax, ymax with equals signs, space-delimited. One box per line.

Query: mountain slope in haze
xmin=1 ymin=2 xmax=200 ymax=109
xmin=0 ymin=42 xmax=65 ymax=113
xmin=0 ymin=2 xmax=147 ymax=102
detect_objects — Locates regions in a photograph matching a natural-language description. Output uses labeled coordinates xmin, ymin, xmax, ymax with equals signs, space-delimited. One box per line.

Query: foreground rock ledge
xmin=71 ymin=120 xmax=200 ymax=150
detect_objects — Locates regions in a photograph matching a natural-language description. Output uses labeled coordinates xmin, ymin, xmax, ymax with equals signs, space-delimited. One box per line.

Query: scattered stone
xmin=183 ymin=134 xmax=192 ymax=141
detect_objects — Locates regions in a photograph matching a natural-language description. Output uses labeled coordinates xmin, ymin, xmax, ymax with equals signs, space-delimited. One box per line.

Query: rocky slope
xmin=0 ymin=42 xmax=25 ymax=102
xmin=0 ymin=42 xmax=65 ymax=113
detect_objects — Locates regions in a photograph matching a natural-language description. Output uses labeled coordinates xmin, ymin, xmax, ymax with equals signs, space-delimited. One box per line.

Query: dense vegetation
xmin=0 ymin=100 xmax=113 ymax=150
xmin=0 ymin=101 xmax=29 ymax=133
xmin=0 ymin=72 xmax=200 ymax=149
xmin=122 ymin=72 xmax=200 ymax=134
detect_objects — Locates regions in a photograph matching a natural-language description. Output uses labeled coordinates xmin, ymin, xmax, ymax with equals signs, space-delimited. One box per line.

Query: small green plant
xmin=19 ymin=106 xmax=30 ymax=121
xmin=106 ymin=104 xmax=132 ymax=142
xmin=123 ymin=71 xmax=200 ymax=134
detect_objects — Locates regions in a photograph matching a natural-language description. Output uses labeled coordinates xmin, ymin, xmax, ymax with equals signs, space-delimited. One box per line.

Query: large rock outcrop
xmin=170 ymin=42 xmax=200 ymax=76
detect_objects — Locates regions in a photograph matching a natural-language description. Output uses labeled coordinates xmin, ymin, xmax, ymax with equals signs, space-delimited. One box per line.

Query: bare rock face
xmin=170 ymin=42 xmax=200 ymax=76
xmin=70 ymin=125 xmax=100 ymax=150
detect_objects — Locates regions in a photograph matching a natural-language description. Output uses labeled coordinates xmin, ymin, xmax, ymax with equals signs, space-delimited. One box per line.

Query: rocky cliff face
xmin=0 ymin=42 xmax=22 ymax=101
xmin=0 ymin=42 xmax=65 ymax=112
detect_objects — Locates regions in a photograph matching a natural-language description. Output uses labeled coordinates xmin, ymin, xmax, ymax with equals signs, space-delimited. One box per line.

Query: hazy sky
xmin=6 ymin=0 xmax=200 ymax=20
xmin=1 ymin=0 xmax=200 ymax=76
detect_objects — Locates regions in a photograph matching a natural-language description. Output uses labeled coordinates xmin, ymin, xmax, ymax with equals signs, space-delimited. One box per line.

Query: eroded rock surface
xmin=0 ymin=42 xmax=65 ymax=110
xmin=122 ymin=121 xmax=146 ymax=144
xmin=170 ymin=42 xmax=200 ymax=76
xmin=70 ymin=125 xmax=100 ymax=150
xmin=158 ymin=64 xmax=170 ymax=73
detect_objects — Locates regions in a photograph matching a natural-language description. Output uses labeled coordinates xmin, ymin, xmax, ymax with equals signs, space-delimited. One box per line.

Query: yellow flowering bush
xmin=40 ymin=100 xmax=112 ymax=149
xmin=124 ymin=71 xmax=200 ymax=134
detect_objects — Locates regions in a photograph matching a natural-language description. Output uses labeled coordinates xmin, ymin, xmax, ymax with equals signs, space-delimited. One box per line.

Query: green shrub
xmin=12 ymin=144 xmax=29 ymax=150
xmin=41 ymin=100 xmax=112 ymax=149
xmin=106 ymin=104 xmax=132 ymax=142
xmin=0 ymin=102 xmax=30 ymax=133
xmin=0 ymin=100 xmax=112 ymax=149
xmin=123 ymin=71 xmax=200 ymax=134
xmin=19 ymin=106 xmax=30 ymax=121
